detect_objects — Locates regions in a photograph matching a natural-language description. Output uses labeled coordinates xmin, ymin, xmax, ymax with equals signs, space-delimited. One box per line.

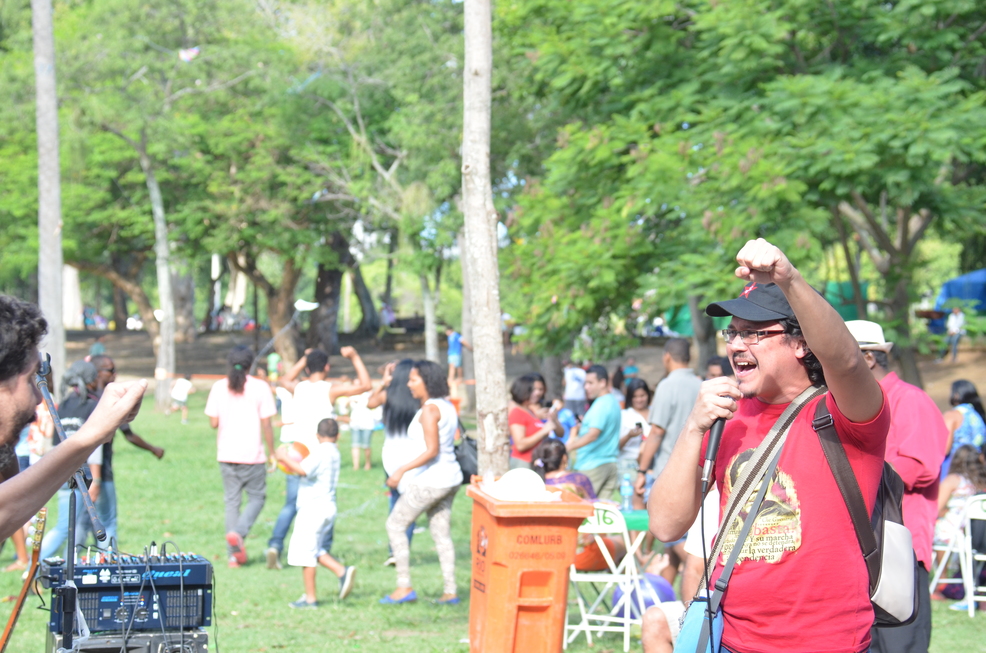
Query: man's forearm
xmin=566 ymin=428 xmax=599 ymax=453
xmin=0 ymin=436 xmax=102 ymax=540
xmin=777 ymin=270 xmax=880 ymax=420
xmin=283 ymin=355 xmax=307 ymax=382
xmin=648 ymin=422 xmax=704 ymax=541
xmin=352 ymin=355 xmax=372 ymax=391
xmin=637 ymin=428 xmax=664 ymax=471
xmin=779 ymin=272 xmax=860 ymax=371
xmin=262 ymin=422 xmax=275 ymax=456
xmin=123 ymin=430 xmax=156 ymax=453
xmin=891 ymin=455 xmax=937 ymax=491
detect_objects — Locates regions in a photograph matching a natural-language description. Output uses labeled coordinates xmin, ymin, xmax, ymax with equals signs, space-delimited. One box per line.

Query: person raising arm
xmin=650 ymin=238 xmax=884 ymax=541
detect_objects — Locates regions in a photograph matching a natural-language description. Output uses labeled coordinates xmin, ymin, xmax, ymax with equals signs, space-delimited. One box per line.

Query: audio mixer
xmin=40 ymin=552 xmax=213 ymax=634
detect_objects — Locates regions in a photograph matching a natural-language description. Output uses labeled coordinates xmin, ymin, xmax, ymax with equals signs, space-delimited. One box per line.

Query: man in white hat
xmin=845 ymin=320 xmax=947 ymax=653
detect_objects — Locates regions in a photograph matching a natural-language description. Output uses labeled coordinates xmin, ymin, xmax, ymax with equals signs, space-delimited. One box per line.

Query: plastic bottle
xmin=620 ymin=473 xmax=633 ymax=511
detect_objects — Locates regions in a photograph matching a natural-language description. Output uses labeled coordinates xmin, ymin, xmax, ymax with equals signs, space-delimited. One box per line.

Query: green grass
xmin=0 ymin=391 xmax=983 ymax=652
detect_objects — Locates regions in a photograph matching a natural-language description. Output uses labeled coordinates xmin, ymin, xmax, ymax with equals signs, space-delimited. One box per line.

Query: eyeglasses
xmin=720 ymin=328 xmax=786 ymax=345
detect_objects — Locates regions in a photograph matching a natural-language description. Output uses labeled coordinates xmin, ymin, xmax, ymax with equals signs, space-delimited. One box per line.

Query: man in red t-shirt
xmin=649 ymin=239 xmax=889 ymax=653
xmin=845 ymin=320 xmax=946 ymax=653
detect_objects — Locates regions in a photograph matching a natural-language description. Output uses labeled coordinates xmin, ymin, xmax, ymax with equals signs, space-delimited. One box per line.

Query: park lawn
xmin=0 ymin=390 xmax=981 ymax=652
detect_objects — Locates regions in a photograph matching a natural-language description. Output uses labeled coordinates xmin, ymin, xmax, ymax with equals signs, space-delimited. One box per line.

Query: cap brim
xmin=859 ymin=342 xmax=894 ymax=353
xmin=705 ymin=298 xmax=790 ymax=322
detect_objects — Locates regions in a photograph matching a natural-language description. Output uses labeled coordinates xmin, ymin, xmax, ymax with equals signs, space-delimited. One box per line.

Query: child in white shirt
xmin=276 ymin=418 xmax=355 ymax=607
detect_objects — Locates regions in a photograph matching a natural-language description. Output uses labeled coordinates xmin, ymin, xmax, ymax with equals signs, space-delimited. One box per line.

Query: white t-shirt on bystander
xmin=348 ymin=391 xmax=379 ymax=431
xmin=292 ymin=379 xmax=334 ymax=450
xmin=204 ymin=376 xmax=277 ymax=464
xmin=618 ymin=408 xmax=647 ymax=470
xmin=275 ymin=386 xmax=296 ymax=444
xmin=401 ymin=398 xmax=462 ymax=492
xmin=297 ymin=440 xmax=341 ymax=510
xmin=171 ymin=377 xmax=193 ymax=402
xmin=564 ymin=367 xmax=587 ymax=401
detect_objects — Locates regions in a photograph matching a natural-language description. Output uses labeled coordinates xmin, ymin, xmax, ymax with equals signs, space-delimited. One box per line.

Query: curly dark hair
xmin=412 ymin=360 xmax=449 ymax=399
xmin=948 ymin=444 xmax=986 ymax=491
xmin=779 ymin=316 xmax=825 ymax=386
xmin=0 ymin=295 xmax=48 ymax=383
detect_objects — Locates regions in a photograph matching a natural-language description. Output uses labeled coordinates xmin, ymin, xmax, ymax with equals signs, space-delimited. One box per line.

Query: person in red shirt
xmin=846 ymin=319 xmax=946 ymax=653
xmin=650 ymin=239 xmax=889 ymax=653
xmin=508 ymin=373 xmax=563 ymax=469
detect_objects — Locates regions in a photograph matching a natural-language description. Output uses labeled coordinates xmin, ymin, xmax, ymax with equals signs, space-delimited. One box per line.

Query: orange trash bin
xmin=467 ymin=481 xmax=594 ymax=653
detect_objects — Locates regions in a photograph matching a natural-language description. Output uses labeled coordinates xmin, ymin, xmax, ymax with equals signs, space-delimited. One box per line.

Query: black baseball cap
xmin=705 ymin=282 xmax=794 ymax=322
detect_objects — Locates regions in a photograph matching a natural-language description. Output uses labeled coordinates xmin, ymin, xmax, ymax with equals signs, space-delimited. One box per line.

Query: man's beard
xmin=10 ymin=406 xmax=37 ymax=443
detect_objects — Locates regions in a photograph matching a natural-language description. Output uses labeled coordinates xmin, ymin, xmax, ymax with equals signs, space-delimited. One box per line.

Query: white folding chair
xmin=565 ymin=503 xmax=647 ymax=652
xmin=930 ymin=500 xmax=972 ymax=596
xmin=963 ymin=495 xmax=986 ymax=617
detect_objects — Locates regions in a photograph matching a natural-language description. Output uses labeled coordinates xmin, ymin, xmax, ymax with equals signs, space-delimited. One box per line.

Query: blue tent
xmin=929 ymin=269 xmax=986 ymax=333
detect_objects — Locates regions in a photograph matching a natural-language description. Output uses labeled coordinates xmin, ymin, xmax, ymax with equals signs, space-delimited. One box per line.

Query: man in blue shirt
xmin=566 ymin=365 xmax=622 ymax=499
xmin=444 ymin=326 xmax=471 ymax=385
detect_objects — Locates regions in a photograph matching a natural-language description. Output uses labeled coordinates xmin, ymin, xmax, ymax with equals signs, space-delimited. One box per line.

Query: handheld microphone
xmin=701 ymin=417 xmax=725 ymax=494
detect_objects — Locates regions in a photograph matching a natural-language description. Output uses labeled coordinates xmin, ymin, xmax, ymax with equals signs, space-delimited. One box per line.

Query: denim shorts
xmin=351 ymin=429 xmax=373 ymax=448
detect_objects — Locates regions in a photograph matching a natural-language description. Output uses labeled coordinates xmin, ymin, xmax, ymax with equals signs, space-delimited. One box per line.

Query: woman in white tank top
xmin=381 ymin=361 xmax=462 ymax=605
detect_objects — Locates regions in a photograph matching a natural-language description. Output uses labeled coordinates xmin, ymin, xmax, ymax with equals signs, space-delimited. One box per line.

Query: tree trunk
xmin=421 ymin=273 xmax=440 ymax=363
xmin=112 ymin=286 xmax=128 ymax=332
xmin=832 ymin=208 xmax=867 ymax=320
xmin=310 ymin=262 xmax=344 ymax=354
xmin=62 ymin=265 xmax=83 ymax=329
xmin=201 ymin=255 xmax=219 ymax=332
xmin=383 ymin=228 xmax=398 ymax=306
xmin=267 ymin=261 xmax=301 ymax=365
xmin=541 ymin=355 xmax=564 ymax=403
xmin=350 ymin=262 xmax=380 ymax=335
xmin=460 ymin=239 xmax=476 ymax=411
xmin=887 ymin=272 xmax=923 ymax=387
xmin=172 ymin=268 xmax=196 ymax=343
xmin=688 ymin=294 xmax=717 ymax=374
xmin=137 ymin=148 xmax=176 ymax=411
xmin=463 ymin=0 xmax=509 ymax=476
xmin=227 ymin=251 xmax=304 ymax=365
xmin=342 ymin=271 xmax=352 ymax=333
xmin=32 ymin=0 xmax=64 ymax=396
xmin=73 ymin=260 xmax=160 ymax=343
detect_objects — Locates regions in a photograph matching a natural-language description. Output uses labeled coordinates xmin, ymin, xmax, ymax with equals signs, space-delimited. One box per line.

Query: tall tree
xmin=31 ymin=0 xmax=64 ymax=391
xmin=463 ymin=0 xmax=509 ymax=475
xmin=58 ymin=0 xmax=262 ymax=406
xmin=498 ymin=0 xmax=986 ymax=386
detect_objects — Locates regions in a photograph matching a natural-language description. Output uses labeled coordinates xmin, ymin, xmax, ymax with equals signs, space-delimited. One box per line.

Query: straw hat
xmin=845 ymin=320 xmax=894 ymax=353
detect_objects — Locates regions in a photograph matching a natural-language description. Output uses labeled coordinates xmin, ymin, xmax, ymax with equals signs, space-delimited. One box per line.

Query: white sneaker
xmin=339 ymin=566 xmax=356 ymax=600
xmin=383 ymin=556 xmax=396 ymax=567
xmin=266 ymin=547 xmax=282 ymax=570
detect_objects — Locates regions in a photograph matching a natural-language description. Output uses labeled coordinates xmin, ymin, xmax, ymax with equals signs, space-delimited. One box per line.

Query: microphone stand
xmin=36 ymin=353 xmax=105 ymax=651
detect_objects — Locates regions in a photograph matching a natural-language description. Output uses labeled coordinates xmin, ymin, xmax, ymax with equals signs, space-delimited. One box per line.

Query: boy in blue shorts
xmin=444 ymin=326 xmax=471 ymax=385
xmin=276 ymin=418 xmax=356 ymax=608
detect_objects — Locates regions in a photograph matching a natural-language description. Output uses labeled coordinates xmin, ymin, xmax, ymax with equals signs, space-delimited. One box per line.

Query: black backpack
xmin=812 ymin=402 xmax=918 ymax=627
